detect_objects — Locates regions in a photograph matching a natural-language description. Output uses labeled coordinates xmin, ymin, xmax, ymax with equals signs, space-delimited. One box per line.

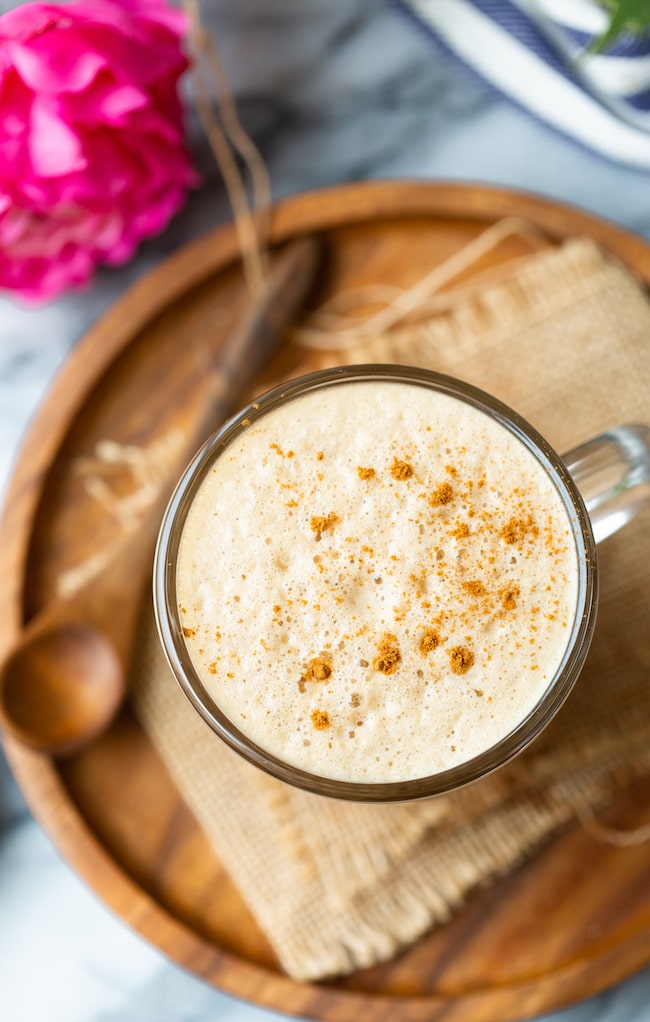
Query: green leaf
xmin=594 ymin=0 xmax=650 ymax=50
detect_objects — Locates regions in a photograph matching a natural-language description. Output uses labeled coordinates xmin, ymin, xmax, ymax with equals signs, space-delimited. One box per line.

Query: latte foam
xmin=176 ymin=379 xmax=579 ymax=783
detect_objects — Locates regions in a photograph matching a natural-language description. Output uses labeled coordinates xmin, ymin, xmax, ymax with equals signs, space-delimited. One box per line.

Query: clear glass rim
xmin=153 ymin=364 xmax=599 ymax=803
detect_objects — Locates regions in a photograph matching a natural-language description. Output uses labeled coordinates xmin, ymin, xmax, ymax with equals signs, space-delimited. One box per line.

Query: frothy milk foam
xmin=176 ymin=380 xmax=579 ymax=783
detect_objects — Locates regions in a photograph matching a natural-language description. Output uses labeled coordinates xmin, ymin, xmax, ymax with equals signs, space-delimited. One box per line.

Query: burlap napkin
xmin=130 ymin=236 xmax=650 ymax=981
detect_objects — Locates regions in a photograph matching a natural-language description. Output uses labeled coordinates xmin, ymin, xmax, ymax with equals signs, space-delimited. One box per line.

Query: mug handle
xmin=562 ymin=425 xmax=650 ymax=543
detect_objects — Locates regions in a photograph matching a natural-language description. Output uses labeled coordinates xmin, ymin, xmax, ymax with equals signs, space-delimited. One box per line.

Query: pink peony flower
xmin=0 ymin=0 xmax=198 ymax=303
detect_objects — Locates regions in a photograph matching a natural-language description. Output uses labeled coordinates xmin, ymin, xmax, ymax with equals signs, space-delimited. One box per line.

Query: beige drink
xmin=174 ymin=377 xmax=579 ymax=785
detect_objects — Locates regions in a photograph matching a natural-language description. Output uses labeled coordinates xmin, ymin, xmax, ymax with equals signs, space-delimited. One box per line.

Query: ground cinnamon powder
xmin=500 ymin=516 xmax=536 ymax=544
xmin=373 ymin=633 xmax=402 ymax=674
xmin=449 ymin=646 xmax=475 ymax=674
xmin=462 ymin=580 xmax=486 ymax=597
xmin=501 ymin=585 xmax=520 ymax=610
xmin=419 ymin=628 xmax=442 ymax=654
xmin=390 ymin=457 xmax=413 ymax=480
xmin=311 ymin=709 xmax=331 ymax=730
xmin=429 ymin=482 xmax=454 ymax=506
xmin=304 ymin=655 xmax=333 ymax=682
xmin=310 ymin=512 xmax=340 ymax=537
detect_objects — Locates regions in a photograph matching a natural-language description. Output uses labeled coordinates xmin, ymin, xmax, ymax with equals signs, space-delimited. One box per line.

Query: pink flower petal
xmin=0 ymin=204 xmax=31 ymax=243
xmin=128 ymin=184 xmax=186 ymax=238
xmin=9 ymin=36 xmax=107 ymax=94
xmin=0 ymin=0 xmax=194 ymax=303
xmin=98 ymin=81 xmax=149 ymax=119
xmin=29 ymin=97 xmax=87 ymax=177
xmin=62 ymin=77 xmax=148 ymax=126
xmin=0 ymin=5 xmax=65 ymax=44
xmin=0 ymin=69 xmax=32 ymax=139
xmin=76 ymin=23 xmax=187 ymax=87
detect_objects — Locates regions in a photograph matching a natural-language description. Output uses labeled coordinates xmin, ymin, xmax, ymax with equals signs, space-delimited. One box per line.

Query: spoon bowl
xmin=0 ymin=618 xmax=123 ymax=758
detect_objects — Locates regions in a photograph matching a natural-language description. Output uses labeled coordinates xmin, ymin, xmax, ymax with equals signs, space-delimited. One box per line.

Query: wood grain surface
xmin=1 ymin=182 xmax=650 ymax=1022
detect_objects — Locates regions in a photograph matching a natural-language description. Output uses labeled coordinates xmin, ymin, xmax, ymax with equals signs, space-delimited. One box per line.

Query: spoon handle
xmin=202 ymin=235 xmax=322 ymax=422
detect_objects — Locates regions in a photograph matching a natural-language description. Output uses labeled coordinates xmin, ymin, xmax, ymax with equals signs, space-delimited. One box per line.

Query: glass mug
xmin=153 ymin=365 xmax=650 ymax=802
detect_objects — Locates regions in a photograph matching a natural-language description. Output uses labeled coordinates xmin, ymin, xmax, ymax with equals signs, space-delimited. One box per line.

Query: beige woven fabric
xmin=130 ymin=237 xmax=650 ymax=981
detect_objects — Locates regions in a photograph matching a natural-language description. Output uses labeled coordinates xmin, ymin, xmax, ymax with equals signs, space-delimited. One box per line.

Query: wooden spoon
xmin=0 ymin=235 xmax=322 ymax=758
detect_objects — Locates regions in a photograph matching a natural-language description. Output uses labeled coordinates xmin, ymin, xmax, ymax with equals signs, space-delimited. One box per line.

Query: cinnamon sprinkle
xmin=311 ymin=709 xmax=331 ymax=731
xmin=501 ymin=515 xmax=537 ymax=544
xmin=390 ymin=457 xmax=413 ymax=480
xmin=451 ymin=521 xmax=470 ymax=538
xmin=419 ymin=628 xmax=442 ymax=654
xmin=501 ymin=585 xmax=520 ymax=610
xmin=429 ymin=482 xmax=454 ymax=506
xmin=310 ymin=512 xmax=340 ymax=538
xmin=303 ymin=654 xmax=333 ymax=682
xmin=449 ymin=646 xmax=475 ymax=674
xmin=373 ymin=633 xmax=401 ymax=675
xmin=462 ymin=580 xmax=486 ymax=597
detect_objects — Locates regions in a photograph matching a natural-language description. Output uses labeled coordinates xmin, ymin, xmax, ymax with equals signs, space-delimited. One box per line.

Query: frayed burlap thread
xmin=130 ymin=237 xmax=650 ymax=981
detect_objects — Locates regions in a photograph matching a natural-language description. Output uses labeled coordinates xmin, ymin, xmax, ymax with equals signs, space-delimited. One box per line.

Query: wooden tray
xmin=2 ymin=182 xmax=650 ymax=1022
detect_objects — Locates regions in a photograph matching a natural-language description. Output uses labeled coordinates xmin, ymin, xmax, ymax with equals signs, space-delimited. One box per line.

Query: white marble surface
xmin=1 ymin=2 xmax=650 ymax=1020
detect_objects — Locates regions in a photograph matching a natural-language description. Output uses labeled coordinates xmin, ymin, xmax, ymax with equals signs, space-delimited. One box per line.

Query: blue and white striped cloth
xmin=397 ymin=0 xmax=650 ymax=168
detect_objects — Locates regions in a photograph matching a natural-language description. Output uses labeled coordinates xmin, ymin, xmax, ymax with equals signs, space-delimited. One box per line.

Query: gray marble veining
xmin=1 ymin=2 xmax=649 ymax=1020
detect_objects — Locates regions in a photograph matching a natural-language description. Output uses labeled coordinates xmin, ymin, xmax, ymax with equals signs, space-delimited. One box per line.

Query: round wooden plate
xmin=2 ymin=182 xmax=650 ymax=1022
